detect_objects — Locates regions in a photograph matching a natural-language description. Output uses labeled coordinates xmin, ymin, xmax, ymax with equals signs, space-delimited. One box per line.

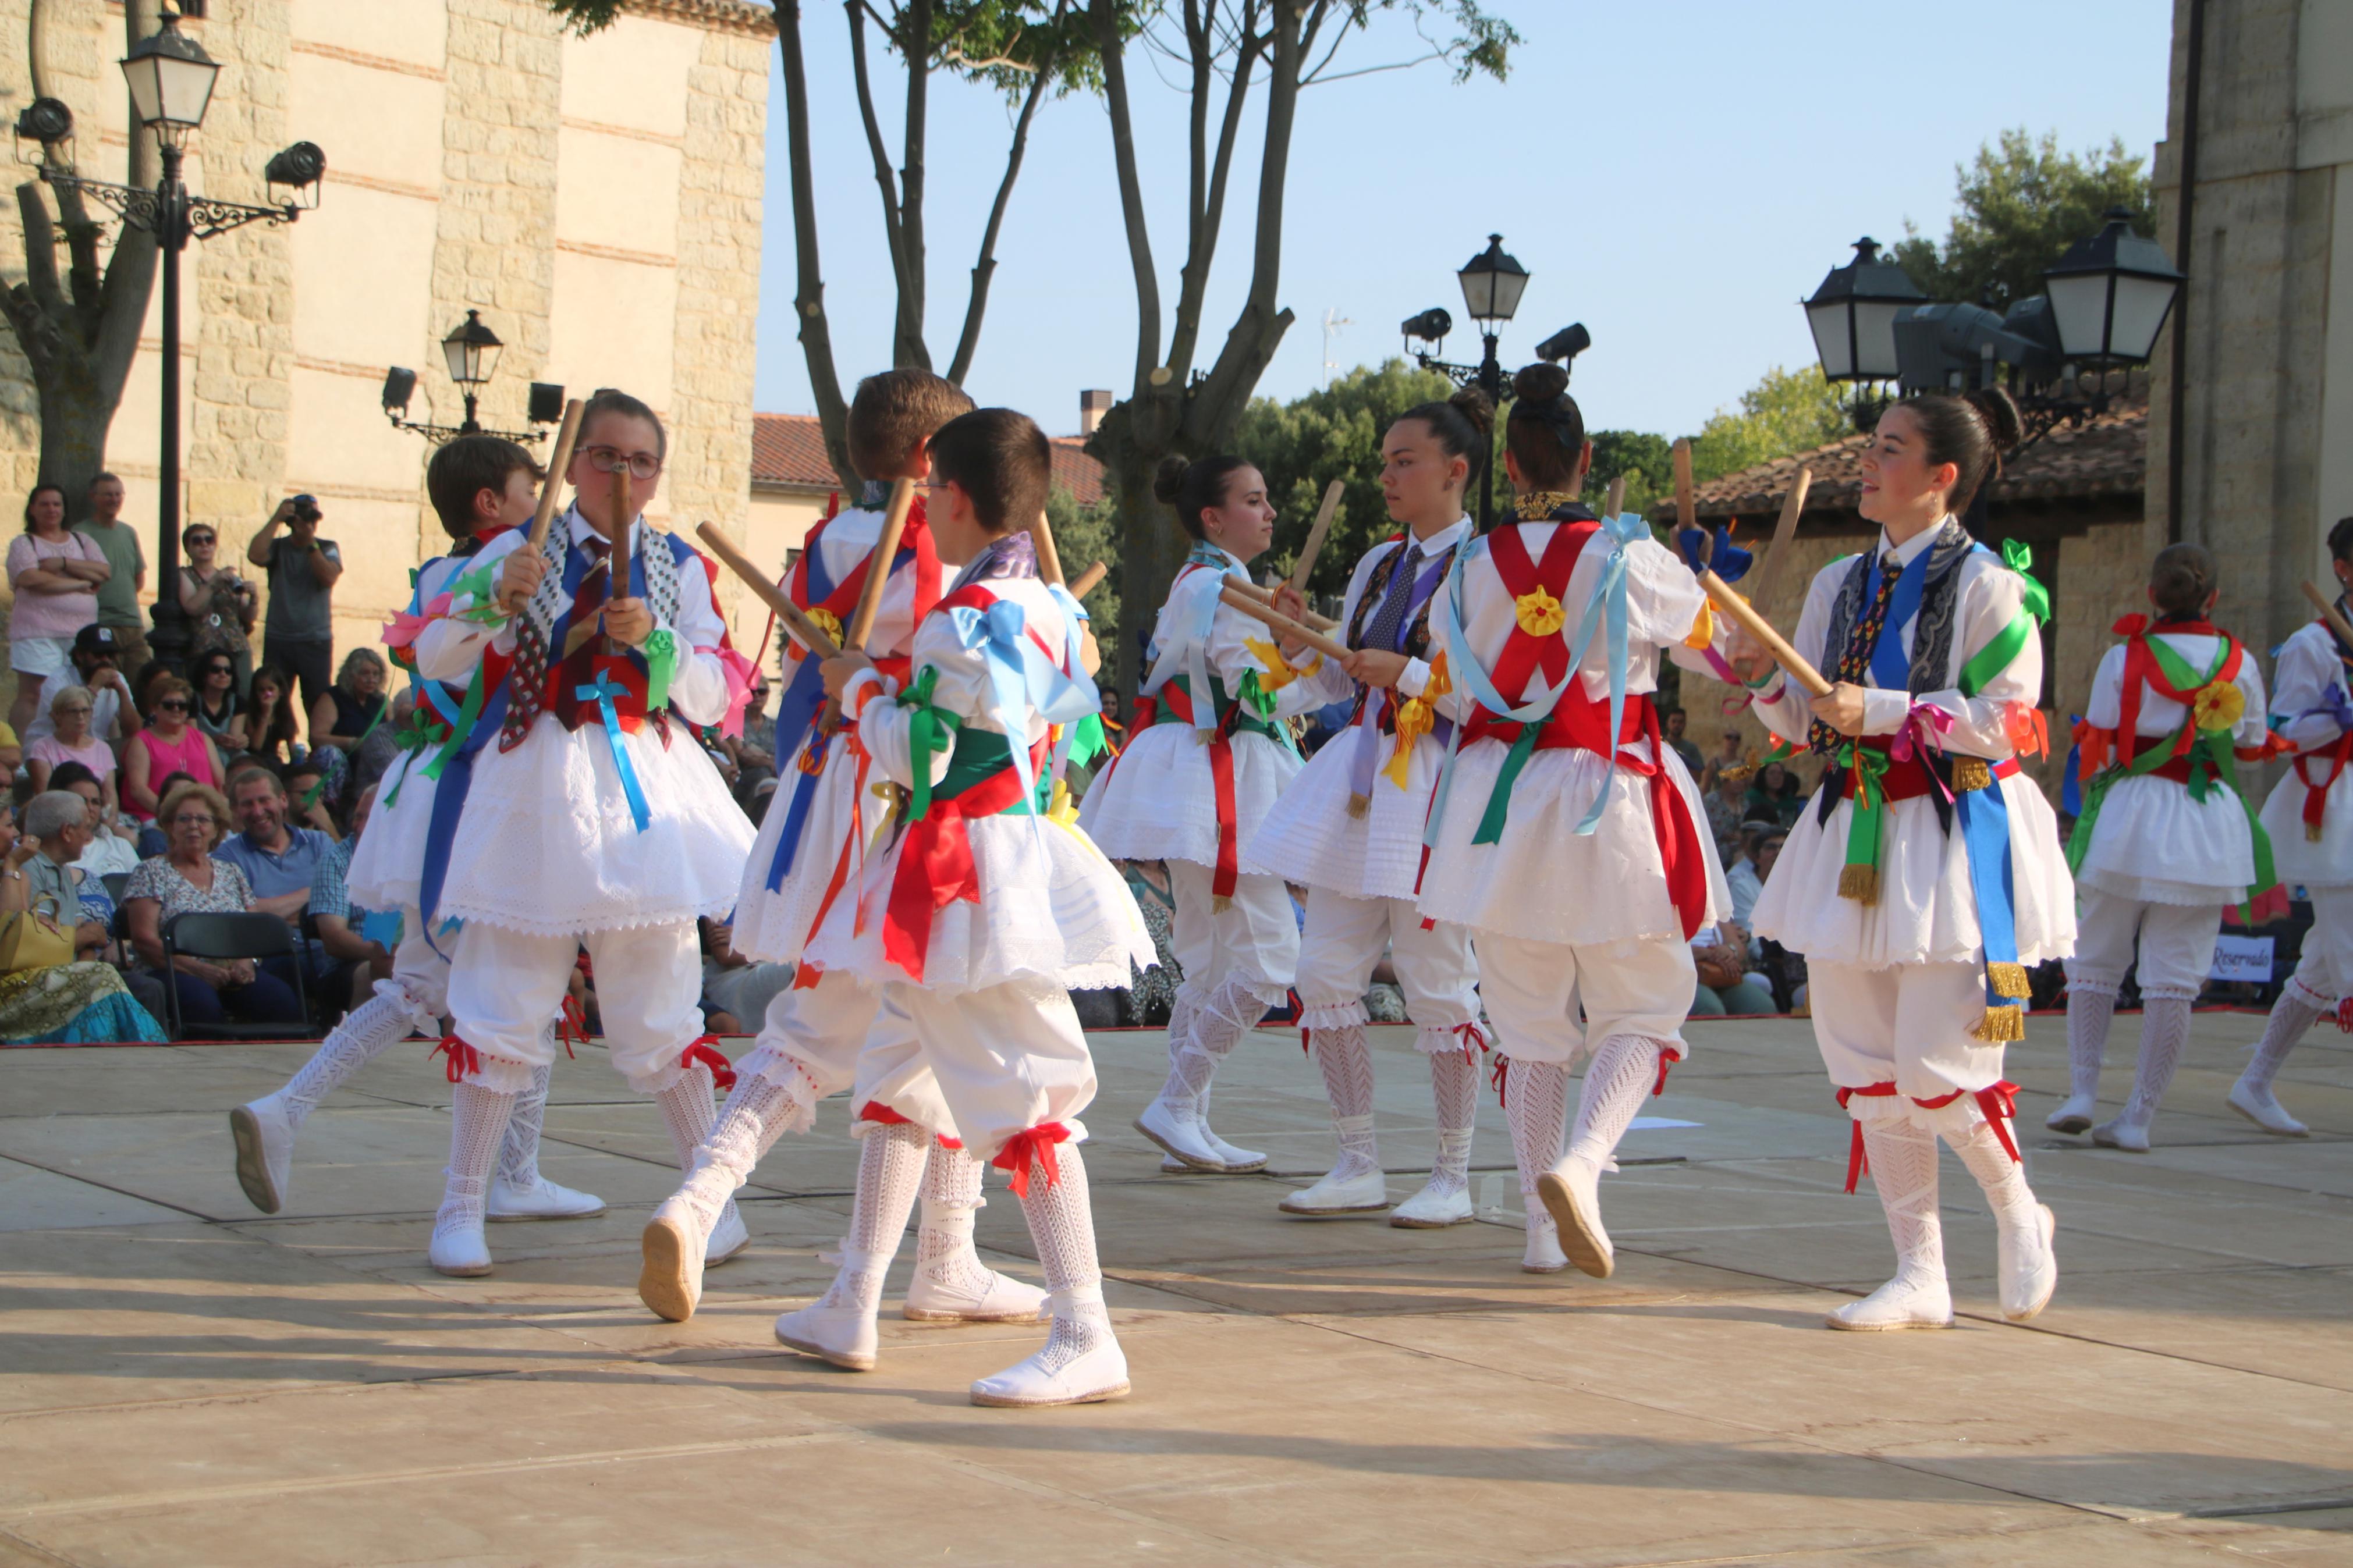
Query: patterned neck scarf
xmin=950 ymin=528 xmax=1038 ymax=592
xmin=1809 ymin=550 xmax=1901 ymax=755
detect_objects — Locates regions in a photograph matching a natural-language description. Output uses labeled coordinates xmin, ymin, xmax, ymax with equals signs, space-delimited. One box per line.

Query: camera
xmin=292 ymin=494 xmax=321 ymax=524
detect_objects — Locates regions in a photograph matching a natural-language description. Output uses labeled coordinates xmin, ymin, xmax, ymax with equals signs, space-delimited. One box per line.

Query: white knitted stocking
xmin=1012 ymin=1142 xmax=1110 ymax=1375
xmin=2065 ymin=986 xmax=2117 ymax=1103
xmin=1568 ymin=1034 xmax=1662 ymax=1168
xmin=1425 ymin=1047 xmax=1479 ymax=1199
xmin=1312 ymin=1025 xmax=1379 ymax=1179
xmin=2121 ymin=995 xmax=2193 ymax=1129
xmin=818 ymin=1120 xmax=928 ymax=1312
xmin=432 ymin=1081 xmax=516 ymax=1250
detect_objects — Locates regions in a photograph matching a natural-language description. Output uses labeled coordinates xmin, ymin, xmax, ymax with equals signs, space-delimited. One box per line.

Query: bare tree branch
xmin=846 ymin=0 xmax=917 ymax=358
xmin=779 ymin=0 xmax=859 ymax=491
xmin=1091 ymin=0 xmax=1162 ymax=386
xmin=895 ymin=0 xmax=933 ymax=368
xmin=1166 ymin=0 xmax=1262 ymax=380
xmin=946 ymin=0 xmax=1069 ymax=385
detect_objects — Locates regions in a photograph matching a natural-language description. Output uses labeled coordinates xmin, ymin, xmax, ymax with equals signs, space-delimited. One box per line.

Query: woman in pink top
xmin=123 ymin=675 xmax=225 ymax=822
xmin=7 ymin=485 xmax=110 ymax=735
xmin=26 ymin=684 xmax=120 ymax=816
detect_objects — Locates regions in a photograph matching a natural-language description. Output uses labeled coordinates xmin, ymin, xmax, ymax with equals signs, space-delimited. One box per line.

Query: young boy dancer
xmin=228 ymin=436 xmax=599 ymax=1224
xmin=789 ymin=407 xmax=1151 ymax=1406
xmin=2238 ymin=515 xmax=2353 ymax=1136
xmin=637 ymin=369 xmax=1047 ymax=1331
xmin=1418 ymin=367 xmax=1729 ymax=1277
xmin=411 ymin=390 xmax=757 ymax=1277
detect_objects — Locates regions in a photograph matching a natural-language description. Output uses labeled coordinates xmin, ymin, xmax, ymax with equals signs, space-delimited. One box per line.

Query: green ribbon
xmin=899 ymin=666 xmax=960 ymax=823
xmin=1474 ymin=724 xmax=1546 ymax=845
xmin=421 ymin=665 xmax=488 ymax=783
xmin=1838 ymin=739 xmax=1894 ymax=887
xmin=1955 ymin=542 xmax=2049 ymax=699
xmin=1149 ymin=674 xmax=1289 ymax=747
xmin=642 ymin=628 xmax=677 ymax=715
xmin=1236 ymin=668 xmax=1279 ymax=720
xmin=2001 ymin=539 xmax=2050 ymax=624
xmin=1066 ymin=712 xmax=1108 ymax=770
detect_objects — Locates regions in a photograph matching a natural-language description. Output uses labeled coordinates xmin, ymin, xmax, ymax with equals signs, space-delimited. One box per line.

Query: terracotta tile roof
xmin=1652 ymin=397 xmax=2147 ymax=524
xmin=751 ymin=411 xmax=1108 ymax=506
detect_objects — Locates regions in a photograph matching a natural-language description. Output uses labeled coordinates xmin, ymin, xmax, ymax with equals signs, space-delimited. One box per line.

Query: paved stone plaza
xmin=0 ymin=1014 xmax=2347 ymax=1566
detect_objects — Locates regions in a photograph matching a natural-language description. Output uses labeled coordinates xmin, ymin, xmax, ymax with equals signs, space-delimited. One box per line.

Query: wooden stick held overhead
xmin=1028 ymin=506 xmax=1066 ymax=588
xmin=1070 ymin=561 xmax=1108 ymax=600
xmin=695 ymin=522 xmax=839 ymax=659
xmin=1604 ymin=474 xmax=1626 ymax=517
xmin=843 ymin=479 xmax=917 ymax=653
xmin=1219 ymin=584 xmax=1351 ymax=663
xmin=1699 ymin=569 xmax=1832 ymax=697
xmin=1287 ymin=479 xmax=1346 ymax=593
xmin=524 ymin=399 xmax=586 ymax=553
xmin=2300 ymin=579 xmax=2353 ymax=650
xmin=1747 ymin=465 xmax=1813 ymax=608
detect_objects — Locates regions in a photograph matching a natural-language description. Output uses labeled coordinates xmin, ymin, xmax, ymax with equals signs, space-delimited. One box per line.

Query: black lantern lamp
xmin=1804 ymin=237 xmax=1923 ymax=431
xmin=1457 ymin=233 xmax=1528 ymax=325
xmin=385 ymin=311 xmax=562 ymax=445
xmin=119 ymin=9 xmax=221 ymax=148
xmin=2042 ymin=207 xmax=2184 ymax=366
xmin=443 ymin=310 xmax=502 ymax=391
xmin=1403 ymin=235 xmax=1549 ymax=528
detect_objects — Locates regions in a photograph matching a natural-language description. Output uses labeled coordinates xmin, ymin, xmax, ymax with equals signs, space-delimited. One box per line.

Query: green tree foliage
xmin=1589 ymin=430 xmax=1672 ymax=518
xmin=1687 ymin=364 xmax=1851 ymax=485
xmin=1893 ymin=129 xmax=2155 ymax=312
xmin=1231 ymin=359 xmax=1456 ymax=602
xmin=1048 ymin=482 xmax=1123 ymax=676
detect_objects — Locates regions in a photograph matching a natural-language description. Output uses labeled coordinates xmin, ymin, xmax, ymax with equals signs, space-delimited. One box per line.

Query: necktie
xmin=1360 ymin=540 xmax=1424 ymax=653
xmin=558 ymin=534 xmax=613 ymax=670
xmin=1810 ymin=551 xmax=1901 ymax=755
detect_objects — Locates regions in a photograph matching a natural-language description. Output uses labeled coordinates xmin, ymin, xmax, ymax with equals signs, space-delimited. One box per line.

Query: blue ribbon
xmin=2061 ymin=712 xmax=2083 ymax=817
xmin=1142 ymin=545 xmax=1244 ymax=735
xmin=577 ymin=671 xmax=651 ymax=833
xmin=759 ymin=536 xmax=842 ymax=890
xmin=944 ymin=592 xmax=1096 ymax=849
xmin=1676 ymin=524 xmax=1753 ymax=584
xmin=1952 ymin=774 xmax=2020 ymax=1008
xmin=1426 ymin=510 xmax=1646 ymax=850
xmin=1866 ymin=547 xmax=1932 ymax=691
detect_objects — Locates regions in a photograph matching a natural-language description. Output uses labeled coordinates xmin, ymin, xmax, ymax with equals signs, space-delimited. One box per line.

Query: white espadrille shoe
xmin=230 ymin=1095 xmax=296 ymax=1215
xmin=2091 ymin=1117 xmax=2152 ymax=1153
xmin=705 ymin=1204 xmax=750 ymax=1265
xmin=2043 ymin=1093 xmax=2098 ymax=1135
xmin=773 ymin=1301 xmax=878 ymax=1371
xmin=1522 ymin=1208 xmax=1568 ymax=1274
xmin=428 ymin=1214 xmax=493 ymax=1278
xmin=1134 ymin=1097 xmax=1242 ymax=1171
xmin=969 ymin=1288 xmax=1129 ymax=1408
xmin=488 ymin=1174 xmax=605 ymax=1219
xmin=637 ymin=1196 xmax=708 ymax=1323
xmin=2227 ymin=1078 xmax=2311 ymax=1137
xmin=1999 ymin=1202 xmax=2058 ymax=1322
xmin=1277 ymin=1164 xmax=1389 ymax=1215
xmin=1535 ymin=1153 xmax=1614 ymax=1278
xmin=1388 ymin=1175 xmax=1474 ymax=1229
xmin=1826 ymin=1272 xmax=1953 ymax=1331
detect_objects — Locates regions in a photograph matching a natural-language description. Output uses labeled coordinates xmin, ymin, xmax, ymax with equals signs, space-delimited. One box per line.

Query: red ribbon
xmin=992 ymin=1122 xmax=1073 ymax=1199
xmin=1836 ymin=1079 xmax=2021 ymax=1192
xmin=858 ymin=1100 xmax=960 ymax=1149
xmin=1151 ymin=677 xmax=1243 ymax=899
xmin=431 ymin=1035 xmax=481 ymax=1085
xmin=880 ymin=737 xmax=1046 ymax=983
xmin=2299 ymin=733 xmax=2353 ymax=838
xmin=1490 ymin=1052 xmax=1511 ymax=1108
xmin=681 ymin=1036 xmax=737 ymax=1091
xmin=2117 ymin=619 xmax=2244 ymax=770
xmin=1450 ymin=1019 xmax=1489 ymax=1065
xmin=2335 ymin=997 xmax=2353 ymax=1034
xmin=1652 ymin=1047 xmax=1681 ymax=1097
xmin=556 ymin=995 xmax=588 ymax=1058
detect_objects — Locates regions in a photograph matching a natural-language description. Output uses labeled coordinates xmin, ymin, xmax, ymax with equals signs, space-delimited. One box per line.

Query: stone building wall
xmin=0 ymin=0 xmax=772 ymax=711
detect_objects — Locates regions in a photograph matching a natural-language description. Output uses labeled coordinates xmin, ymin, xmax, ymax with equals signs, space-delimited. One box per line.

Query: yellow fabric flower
xmin=1514 ymin=586 xmax=1564 ymax=638
xmin=2192 ymin=680 xmax=2245 ymax=734
xmin=805 ymin=606 xmax=843 ymax=648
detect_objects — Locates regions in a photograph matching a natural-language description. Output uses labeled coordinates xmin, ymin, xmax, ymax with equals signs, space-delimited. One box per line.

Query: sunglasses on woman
xmin=156 ymin=699 xmax=190 ymax=713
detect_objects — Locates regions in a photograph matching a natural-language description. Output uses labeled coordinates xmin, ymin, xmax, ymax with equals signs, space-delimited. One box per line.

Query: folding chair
xmin=159 ymin=911 xmax=312 ymax=1041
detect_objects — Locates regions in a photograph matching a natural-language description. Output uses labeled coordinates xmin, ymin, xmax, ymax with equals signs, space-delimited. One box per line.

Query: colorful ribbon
xmin=576 ymin=671 xmax=651 ymax=833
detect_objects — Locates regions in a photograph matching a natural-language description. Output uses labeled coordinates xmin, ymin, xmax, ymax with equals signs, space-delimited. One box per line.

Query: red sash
xmin=786 ymin=500 xmax=942 ymax=662
xmin=1454 ymin=521 xmax=1708 ymax=938
xmin=2114 ymin=616 xmax=2241 ymax=770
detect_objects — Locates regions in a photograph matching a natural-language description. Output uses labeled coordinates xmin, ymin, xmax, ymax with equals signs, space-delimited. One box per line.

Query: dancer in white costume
xmin=1244 ymin=390 xmax=1490 ymax=1228
xmin=1419 ymin=365 xmax=1729 ymax=1277
xmin=785 ymin=408 xmax=1152 ymax=1406
xmin=1078 ymin=458 xmax=1326 ymax=1172
xmin=410 ymin=391 xmax=757 ymax=1278
xmin=228 ymin=437 xmax=599 ymax=1224
xmin=2237 ymin=514 xmax=2353 ymax=1137
xmin=637 ymin=369 xmax=1046 ymax=1331
xmin=2054 ymin=543 xmax=2272 ymax=1151
xmin=1731 ymin=387 xmax=2068 ymax=1331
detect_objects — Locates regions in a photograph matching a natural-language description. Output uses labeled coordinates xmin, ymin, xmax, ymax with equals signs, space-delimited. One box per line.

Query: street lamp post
xmin=381 ymin=311 xmax=564 ymax=446
xmin=1403 ymin=234 xmax=1584 ymax=528
xmin=24 ymin=10 xmax=322 ymax=670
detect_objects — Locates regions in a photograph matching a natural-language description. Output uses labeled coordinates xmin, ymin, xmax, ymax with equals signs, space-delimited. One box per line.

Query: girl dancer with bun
xmin=1246 ymin=387 xmax=1492 ymax=1228
xmin=1419 ymin=366 xmax=1727 ymax=1275
xmin=2235 ymin=514 xmax=2353 ymax=1137
xmin=1080 ymin=456 xmax=1329 ymax=1172
xmin=2054 ymin=543 xmax=2270 ymax=1151
xmin=1729 ymin=388 xmax=2070 ymax=1331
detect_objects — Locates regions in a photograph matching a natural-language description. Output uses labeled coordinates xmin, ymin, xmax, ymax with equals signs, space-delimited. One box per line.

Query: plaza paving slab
xmin=1 ymin=1011 xmax=2347 ymax=1566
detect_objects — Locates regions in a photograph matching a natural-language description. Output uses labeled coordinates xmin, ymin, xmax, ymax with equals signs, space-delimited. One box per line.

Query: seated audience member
xmin=1744 ymin=759 xmax=1807 ymax=830
xmin=45 ymin=762 xmax=141 ymax=877
xmin=308 ymin=648 xmax=388 ymax=756
xmin=1726 ymin=826 xmax=1783 ymax=929
xmin=123 ymin=781 xmax=305 ymax=1032
xmin=1705 ymin=762 xmax=1749 ymax=862
xmin=1690 ymin=920 xmax=1777 ymax=1016
xmin=235 ymin=663 xmax=304 ymax=766
xmin=26 ymin=685 xmax=119 ymax=815
xmin=309 ymin=784 xmax=394 ymax=1019
xmin=697 ymin=916 xmax=793 ymax=1035
xmin=214 ymin=765 xmax=336 ymax=929
xmin=24 ymin=624 xmax=133 ymax=749
xmin=190 ymin=650 xmax=244 ymax=751
xmin=1662 ymin=707 xmax=1703 ymax=773
xmin=123 ymin=675 xmax=225 ymax=823
xmin=0 ymin=797 xmax=163 ymax=1043
xmin=23 ymin=788 xmax=117 ymax=956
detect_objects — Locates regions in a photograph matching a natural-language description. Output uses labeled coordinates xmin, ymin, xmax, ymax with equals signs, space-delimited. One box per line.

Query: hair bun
xmin=1511 ymin=362 xmax=1569 ymax=405
xmin=1449 ymin=383 xmax=1495 ymax=438
xmin=1965 ymin=386 xmax=2023 ymax=454
xmin=1151 ymin=454 xmax=1191 ymax=506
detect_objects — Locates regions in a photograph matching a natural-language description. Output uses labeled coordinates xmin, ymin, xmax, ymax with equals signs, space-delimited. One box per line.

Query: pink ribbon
xmin=382 ymin=591 xmax=455 ymax=651
xmin=1890 ymin=701 xmax=1959 ymax=802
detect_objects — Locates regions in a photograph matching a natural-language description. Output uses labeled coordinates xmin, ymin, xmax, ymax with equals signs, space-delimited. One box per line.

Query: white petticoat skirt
xmin=1245 ymin=723 xmax=1442 ymax=902
xmin=2261 ymin=768 xmax=2353 ymax=891
xmin=2074 ymin=771 xmax=2254 ymax=905
xmin=1752 ymin=770 xmax=2074 ymax=969
xmin=805 ymin=811 xmax=1154 ymax=995
xmin=1078 ymin=722 xmax=1298 ymax=869
xmin=346 ymin=745 xmax=439 ymax=915
xmin=731 ymin=731 xmax=867 ymax=965
xmin=1416 ymin=739 xmax=1729 ymax=947
xmin=436 ymin=713 xmax=756 ymax=936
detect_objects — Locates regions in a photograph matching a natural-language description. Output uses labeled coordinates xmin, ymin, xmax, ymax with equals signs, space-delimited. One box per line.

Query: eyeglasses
xmin=582 ymin=446 xmax=662 ymax=480
xmin=156 ymin=699 xmax=189 ymax=712
xmin=54 ymin=705 xmax=90 ymax=715
xmin=170 ymin=812 xmax=214 ymax=828
xmin=203 ymin=665 xmax=233 ymax=677
xmin=185 ymin=534 xmax=214 ymax=546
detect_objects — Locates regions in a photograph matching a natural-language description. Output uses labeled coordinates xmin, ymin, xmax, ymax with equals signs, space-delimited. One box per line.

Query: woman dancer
xmin=1079 ymin=456 xmax=1327 ymax=1172
xmin=1730 ymin=388 xmax=2069 ymax=1330
xmin=1418 ymin=366 xmax=1727 ymax=1275
xmin=2053 ymin=544 xmax=2269 ymax=1150
xmin=1247 ymin=387 xmax=1492 ymax=1227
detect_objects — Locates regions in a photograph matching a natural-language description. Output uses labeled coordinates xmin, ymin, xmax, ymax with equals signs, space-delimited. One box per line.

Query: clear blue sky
xmin=753 ymin=1 xmax=2174 ymax=440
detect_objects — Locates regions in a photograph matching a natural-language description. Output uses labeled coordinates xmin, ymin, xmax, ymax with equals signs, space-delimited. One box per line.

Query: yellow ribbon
xmin=1243 ymin=635 xmax=1306 ymax=694
xmin=1383 ymin=650 xmax=1450 ymax=789
xmin=1682 ymin=598 xmax=1716 ymax=650
xmin=1514 ymin=585 xmax=1564 ymax=638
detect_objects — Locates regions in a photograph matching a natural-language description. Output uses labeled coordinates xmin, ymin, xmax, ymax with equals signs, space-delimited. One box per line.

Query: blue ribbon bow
xmin=577 ymin=671 xmax=651 ymax=833
xmin=944 ymin=592 xmax=1098 ymax=850
xmin=1677 ymin=524 xmax=1752 ymax=584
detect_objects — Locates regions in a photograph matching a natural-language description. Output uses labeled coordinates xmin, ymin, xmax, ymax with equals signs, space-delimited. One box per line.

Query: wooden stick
xmin=2301 ymin=579 xmax=2353 ymax=650
xmin=1219 ymin=584 xmax=1351 ymax=663
xmin=1287 ymin=479 xmax=1346 ymax=593
xmin=842 ymin=478 xmax=917 ymax=653
xmin=1226 ymin=578 xmax=1340 ymax=632
xmin=1747 ymin=465 xmax=1814 ymax=608
xmin=1604 ymin=474 xmax=1626 ymax=517
xmin=1028 ymin=506 xmax=1066 ymax=587
xmin=695 ymin=522 xmax=839 ymax=659
xmin=524 ymin=399 xmax=586 ymax=553
xmin=1699 ymin=569 xmax=1831 ymax=696
xmin=1070 ymin=561 xmax=1108 ymax=600
xmin=1672 ymin=438 xmax=1696 ymax=532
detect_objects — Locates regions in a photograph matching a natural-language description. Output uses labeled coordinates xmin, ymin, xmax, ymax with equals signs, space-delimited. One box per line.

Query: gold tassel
xmin=1969 ymin=1004 xmax=2025 ymax=1043
xmin=1213 ymin=895 xmax=1232 ymax=914
xmin=1837 ymin=864 xmax=1880 ymax=905
xmin=1950 ymin=757 xmax=1992 ymax=793
xmin=1347 ymin=794 xmax=1369 ymax=819
xmin=1986 ymin=961 xmax=2031 ymax=1001
xmin=2310 ymin=823 xmax=2326 ymax=842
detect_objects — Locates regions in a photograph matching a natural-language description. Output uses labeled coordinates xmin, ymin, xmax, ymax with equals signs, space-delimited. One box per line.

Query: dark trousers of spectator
xmin=265 ymin=635 xmax=333 ymax=732
xmin=168 ymin=964 xmax=305 ymax=1032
